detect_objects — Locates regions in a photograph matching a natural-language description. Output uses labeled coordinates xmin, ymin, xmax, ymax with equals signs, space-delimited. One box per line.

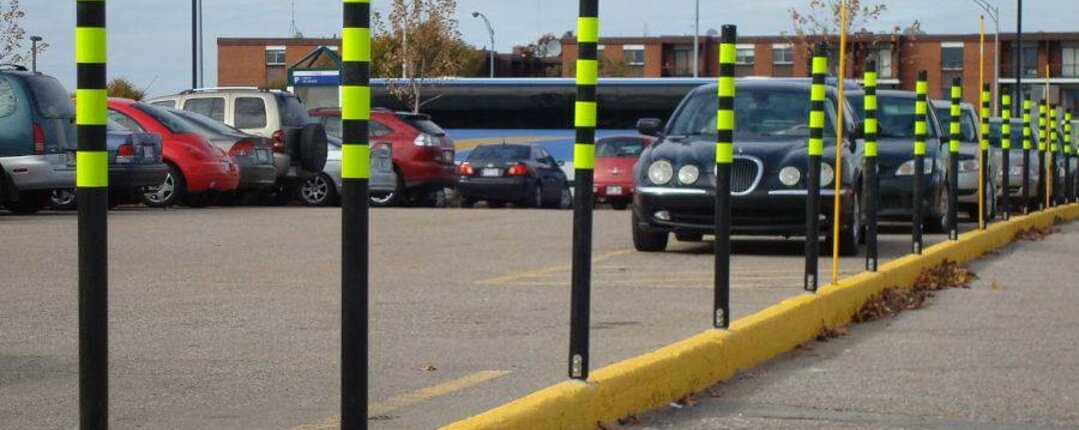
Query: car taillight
xmin=229 ymin=139 xmax=256 ymax=157
xmin=458 ymin=162 xmax=474 ymax=176
xmin=32 ymin=123 xmax=45 ymax=155
xmin=270 ymin=130 xmax=286 ymax=153
xmin=506 ymin=163 xmax=529 ymax=176
xmin=413 ymin=133 xmax=438 ymax=147
xmin=115 ymin=143 xmax=135 ymax=164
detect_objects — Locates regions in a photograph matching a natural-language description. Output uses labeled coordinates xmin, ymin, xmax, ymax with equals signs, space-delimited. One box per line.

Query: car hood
xmin=594 ymin=157 xmax=637 ymax=185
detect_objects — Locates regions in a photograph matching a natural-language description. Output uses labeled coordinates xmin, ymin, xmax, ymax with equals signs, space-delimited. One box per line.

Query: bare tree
xmin=787 ymin=0 xmax=921 ymax=74
xmin=1 ymin=0 xmax=48 ymax=66
xmin=372 ymin=0 xmax=481 ymax=112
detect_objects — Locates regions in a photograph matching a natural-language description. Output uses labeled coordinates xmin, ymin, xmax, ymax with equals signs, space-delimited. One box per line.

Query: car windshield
xmin=668 ymin=87 xmax=836 ymax=139
xmin=400 ymin=115 xmax=447 ymax=136
xmin=25 ymin=74 xmax=75 ymax=119
xmin=468 ymin=145 xmax=529 ymax=163
xmin=987 ymin=120 xmax=1024 ymax=148
xmin=171 ymin=108 xmax=242 ymax=135
xmin=134 ymin=103 xmax=200 ymax=134
xmin=276 ymin=94 xmax=310 ymax=127
xmin=934 ymin=107 xmax=978 ymax=143
xmin=596 ymin=137 xmax=646 ymax=158
xmin=850 ymin=95 xmax=938 ymax=140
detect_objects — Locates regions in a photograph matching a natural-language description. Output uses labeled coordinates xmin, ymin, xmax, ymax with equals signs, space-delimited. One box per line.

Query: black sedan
xmin=457 ymin=143 xmax=572 ymax=209
xmin=848 ymin=90 xmax=950 ymax=231
xmin=632 ymin=79 xmax=863 ymax=254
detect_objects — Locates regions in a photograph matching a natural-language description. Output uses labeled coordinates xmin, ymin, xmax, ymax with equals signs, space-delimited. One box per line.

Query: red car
xmin=108 ymin=98 xmax=240 ymax=207
xmin=593 ymin=135 xmax=655 ymax=210
xmin=309 ymin=108 xmax=456 ymax=206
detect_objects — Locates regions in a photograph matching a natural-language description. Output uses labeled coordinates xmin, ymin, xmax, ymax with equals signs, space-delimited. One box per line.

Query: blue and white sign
xmin=292 ymin=70 xmax=341 ymax=86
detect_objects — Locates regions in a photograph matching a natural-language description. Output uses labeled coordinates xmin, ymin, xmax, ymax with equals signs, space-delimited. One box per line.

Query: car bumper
xmin=1 ymin=155 xmax=73 ymax=191
xmin=633 ymin=187 xmax=853 ymax=236
xmin=185 ymin=160 xmax=241 ymax=193
xmin=457 ymin=176 xmax=530 ymax=201
xmin=878 ymin=174 xmax=937 ymax=219
xmin=109 ymin=163 xmax=168 ymax=190
xmin=237 ymin=163 xmax=278 ymax=191
xmin=594 ymin=182 xmax=635 ymax=203
xmin=323 ymin=160 xmax=397 ymax=194
xmin=401 ymin=161 xmax=457 ymax=190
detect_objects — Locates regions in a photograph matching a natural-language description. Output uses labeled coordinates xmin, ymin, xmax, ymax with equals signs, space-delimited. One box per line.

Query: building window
xmin=1062 ymin=44 xmax=1079 ymax=77
xmin=673 ymin=45 xmax=694 ymax=76
xmin=772 ymin=44 xmax=793 ymax=64
xmin=941 ymin=42 xmax=964 ymax=71
xmin=623 ymin=45 xmax=645 ymax=66
xmin=265 ymin=46 xmax=286 ymax=66
xmin=1021 ymin=44 xmax=1039 ymax=78
xmin=735 ymin=44 xmax=754 ymax=65
xmin=873 ymin=47 xmax=893 ymax=78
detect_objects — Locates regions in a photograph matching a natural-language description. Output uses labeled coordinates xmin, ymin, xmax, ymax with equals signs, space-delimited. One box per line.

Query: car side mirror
xmin=850 ymin=121 xmax=864 ymax=140
xmin=558 ymin=160 xmax=566 ymax=167
xmin=636 ymin=118 xmax=663 ymax=137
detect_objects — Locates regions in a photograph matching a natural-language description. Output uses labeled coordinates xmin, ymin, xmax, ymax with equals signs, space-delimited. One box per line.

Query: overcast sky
xmin=21 ymin=0 xmax=1077 ymax=96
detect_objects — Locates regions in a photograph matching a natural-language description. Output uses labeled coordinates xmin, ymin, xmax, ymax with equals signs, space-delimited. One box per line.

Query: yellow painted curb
xmin=442 ymin=203 xmax=1079 ymax=430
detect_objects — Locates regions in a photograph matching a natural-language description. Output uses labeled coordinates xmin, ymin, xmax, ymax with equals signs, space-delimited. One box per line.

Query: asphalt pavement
xmin=633 ymin=221 xmax=1079 ymax=430
xmin=1 ymin=206 xmax=968 ymax=429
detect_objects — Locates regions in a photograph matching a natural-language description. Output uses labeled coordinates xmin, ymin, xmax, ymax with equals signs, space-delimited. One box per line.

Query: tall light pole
xmin=693 ymin=0 xmax=700 ymax=78
xmin=972 ymin=0 xmax=1000 ymax=114
xmin=191 ymin=0 xmax=198 ymax=89
xmin=29 ymin=36 xmax=42 ymax=73
xmin=472 ymin=11 xmax=496 ymax=78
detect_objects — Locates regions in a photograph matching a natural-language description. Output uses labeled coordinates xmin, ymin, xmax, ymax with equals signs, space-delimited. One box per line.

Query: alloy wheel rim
xmin=146 ymin=172 xmax=174 ymax=204
xmin=302 ymin=175 xmax=329 ymax=204
xmin=51 ymin=189 xmax=76 ymax=206
xmin=561 ymin=187 xmax=571 ymax=208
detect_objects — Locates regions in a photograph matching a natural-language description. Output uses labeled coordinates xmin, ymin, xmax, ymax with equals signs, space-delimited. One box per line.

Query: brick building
xmin=560 ymin=33 xmax=1079 ymax=109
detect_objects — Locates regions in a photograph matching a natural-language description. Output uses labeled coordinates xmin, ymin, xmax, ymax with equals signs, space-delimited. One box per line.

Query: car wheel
xmin=836 ymin=193 xmax=861 ymax=257
xmin=7 ymin=191 xmax=46 ymax=215
xmin=487 ymin=200 xmax=505 ymax=209
xmin=558 ymin=184 xmax=572 ymax=209
xmin=141 ymin=163 xmax=185 ymax=208
xmin=414 ymin=188 xmax=448 ymax=208
xmin=370 ymin=169 xmax=403 ymax=207
xmin=530 ymin=183 xmax=543 ymax=208
xmin=610 ymin=200 xmax=629 ymax=210
xmin=183 ymin=193 xmax=214 ymax=208
xmin=50 ymin=188 xmax=78 ymax=210
xmin=926 ymin=186 xmax=949 ymax=233
xmin=675 ymin=233 xmax=703 ymax=242
xmin=460 ymin=198 xmax=476 ymax=208
xmin=632 ymin=212 xmax=669 ymax=252
xmin=299 ymin=173 xmax=337 ymax=207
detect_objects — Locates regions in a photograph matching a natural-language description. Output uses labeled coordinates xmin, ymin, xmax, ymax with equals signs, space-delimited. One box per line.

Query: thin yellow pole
xmin=830 ymin=0 xmax=848 ymax=286
xmin=978 ymin=16 xmax=985 ymax=229
xmin=1046 ymin=64 xmax=1052 ymax=208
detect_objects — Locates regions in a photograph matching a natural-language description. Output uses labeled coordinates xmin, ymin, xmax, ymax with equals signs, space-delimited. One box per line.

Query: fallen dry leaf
xmin=990 ymin=281 xmax=1004 ymax=291
xmin=853 ymin=261 xmax=975 ymax=323
xmin=1014 ymin=226 xmax=1058 ymax=241
xmin=421 ymin=365 xmax=438 ymax=372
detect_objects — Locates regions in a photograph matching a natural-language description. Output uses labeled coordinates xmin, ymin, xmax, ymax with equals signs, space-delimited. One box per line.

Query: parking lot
xmin=0 ymin=206 xmax=969 ymax=429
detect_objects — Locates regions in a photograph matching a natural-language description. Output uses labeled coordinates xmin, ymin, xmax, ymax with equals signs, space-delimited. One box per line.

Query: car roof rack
xmin=0 ymin=64 xmax=29 ymax=72
xmin=180 ymin=86 xmax=263 ymax=94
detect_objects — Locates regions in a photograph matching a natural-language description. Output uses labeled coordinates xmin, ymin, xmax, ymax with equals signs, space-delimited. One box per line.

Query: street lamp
xmin=472 ymin=11 xmax=495 ymax=78
xmin=29 ymin=36 xmax=42 ymax=73
xmin=972 ymin=0 xmax=1000 ymax=114
xmin=693 ymin=0 xmax=700 ymax=78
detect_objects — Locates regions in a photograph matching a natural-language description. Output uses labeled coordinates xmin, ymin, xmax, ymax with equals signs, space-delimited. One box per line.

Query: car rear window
xmin=400 ymin=115 xmax=446 ymax=136
xmin=597 ymin=137 xmax=646 ymax=158
xmin=0 ymin=78 xmax=17 ymax=118
xmin=25 ymin=74 xmax=75 ymax=119
xmin=134 ymin=103 xmax=199 ymax=134
xmin=276 ymin=94 xmax=310 ymax=127
xmin=468 ymin=145 xmax=530 ymax=163
xmin=235 ymin=97 xmax=268 ymax=129
xmin=150 ymin=100 xmax=176 ymax=109
xmin=183 ymin=97 xmax=225 ymax=122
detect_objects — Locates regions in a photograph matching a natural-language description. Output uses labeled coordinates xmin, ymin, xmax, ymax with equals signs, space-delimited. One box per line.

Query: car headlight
xmin=895 ymin=159 xmax=934 ymax=176
xmin=820 ymin=162 xmax=834 ymax=187
xmin=958 ymin=159 xmax=979 ymax=172
xmin=677 ymin=164 xmax=700 ymax=185
xmin=1009 ymin=165 xmax=1023 ymax=176
xmin=778 ymin=166 xmax=801 ymax=186
xmin=648 ymin=160 xmax=674 ymax=185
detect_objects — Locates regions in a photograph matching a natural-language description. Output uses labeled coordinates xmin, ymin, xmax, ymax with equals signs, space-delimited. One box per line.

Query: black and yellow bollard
xmin=1037 ymin=100 xmax=1047 ymax=210
xmin=804 ymin=44 xmax=826 ymax=292
xmin=912 ymin=70 xmax=927 ymax=254
xmin=863 ymin=61 xmax=879 ymax=271
xmin=569 ymin=0 xmax=598 ymax=380
xmin=947 ymin=78 xmax=961 ymax=240
xmin=1022 ymin=95 xmax=1032 ymax=214
xmin=1065 ymin=111 xmax=1073 ymax=203
xmin=340 ymin=0 xmax=371 ymax=428
xmin=713 ymin=25 xmax=736 ymax=328
xmin=979 ymin=84 xmax=991 ymax=225
xmin=1049 ymin=105 xmax=1058 ymax=206
xmin=1000 ymin=92 xmax=1012 ymax=220
xmin=75 ymin=1 xmax=109 ymax=428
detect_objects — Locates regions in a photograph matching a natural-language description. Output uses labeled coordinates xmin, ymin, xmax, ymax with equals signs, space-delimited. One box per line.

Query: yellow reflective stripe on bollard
xmin=717 ymin=109 xmax=734 ymax=131
xmin=717 ymin=77 xmax=734 ymax=97
xmin=76 ymin=151 xmax=108 ymax=188
xmin=341 ymin=28 xmax=370 ymax=62
xmin=75 ymin=89 xmax=107 ymax=126
xmin=719 ymin=43 xmax=736 ymax=64
xmin=864 ymin=71 xmax=877 ymax=87
xmin=715 ymin=143 xmax=733 ymax=164
xmin=577 ymin=17 xmax=598 ymax=43
xmin=574 ymin=143 xmax=595 ymax=170
xmin=340 ymin=86 xmax=370 ymax=121
xmin=574 ymin=101 xmax=596 ymax=127
xmin=341 ymin=144 xmax=369 ymax=179
xmin=809 ymin=110 xmax=824 ymax=129
xmin=75 ymin=27 xmax=106 ymax=64
xmin=576 ymin=59 xmax=598 ymax=85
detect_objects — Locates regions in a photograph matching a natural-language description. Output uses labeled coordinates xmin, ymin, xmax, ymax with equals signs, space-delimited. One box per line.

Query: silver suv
xmin=147 ymin=88 xmax=327 ymax=203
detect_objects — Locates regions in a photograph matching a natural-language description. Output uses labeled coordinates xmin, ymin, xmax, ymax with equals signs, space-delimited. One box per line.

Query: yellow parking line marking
xmin=292 ymin=371 xmax=510 ymax=430
xmin=478 ymin=249 xmax=635 ymax=285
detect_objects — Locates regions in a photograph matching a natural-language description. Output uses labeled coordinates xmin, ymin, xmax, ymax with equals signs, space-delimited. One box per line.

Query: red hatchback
xmin=593 ymin=135 xmax=654 ymax=210
xmin=309 ymin=108 xmax=457 ymax=206
xmin=108 ymin=98 xmax=240 ymax=207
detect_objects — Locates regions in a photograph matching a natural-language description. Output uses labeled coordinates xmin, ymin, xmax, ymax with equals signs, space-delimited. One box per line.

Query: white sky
xmin=20 ymin=0 xmax=1076 ymax=96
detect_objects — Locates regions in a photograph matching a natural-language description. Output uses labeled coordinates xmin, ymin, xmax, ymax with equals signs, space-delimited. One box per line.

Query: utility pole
xmin=191 ymin=0 xmax=198 ymax=89
xmin=472 ymin=11 xmax=496 ymax=78
xmin=1016 ymin=0 xmax=1023 ymax=111
xmin=30 ymin=36 xmax=42 ymax=73
xmin=693 ymin=0 xmax=700 ymax=78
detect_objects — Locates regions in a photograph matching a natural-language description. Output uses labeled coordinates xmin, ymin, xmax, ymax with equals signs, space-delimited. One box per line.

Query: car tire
xmin=632 ymin=212 xmax=669 ymax=252
xmin=487 ymin=200 xmax=505 ymax=209
xmin=675 ymin=233 xmax=703 ymax=242
xmin=299 ymin=173 xmax=338 ymax=207
xmin=926 ymin=186 xmax=949 ymax=234
xmin=558 ymin=184 xmax=572 ymax=209
xmin=370 ymin=168 xmax=403 ymax=207
xmin=529 ymin=183 xmax=543 ymax=208
xmin=611 ymin=200 xmax=629 ymax=210
xmin=183 ymin=193 xmax=214 ymax=208
xmin=460 ymin=198 xmax=476 ymax=208
xmin=413 ymin=188 xmax=448 ymax=208
xmin=298 ymin=124 xmax=329 ymax=173
xmin=7 ymin=191 xmax=46 ymax=215
xmin=836 ymin=194 xmax=861 ymax=257
xmin=50 ymin=188 xmax=78 ymax=210
xmin=141 ymin=163 xmax=185 ymax=208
